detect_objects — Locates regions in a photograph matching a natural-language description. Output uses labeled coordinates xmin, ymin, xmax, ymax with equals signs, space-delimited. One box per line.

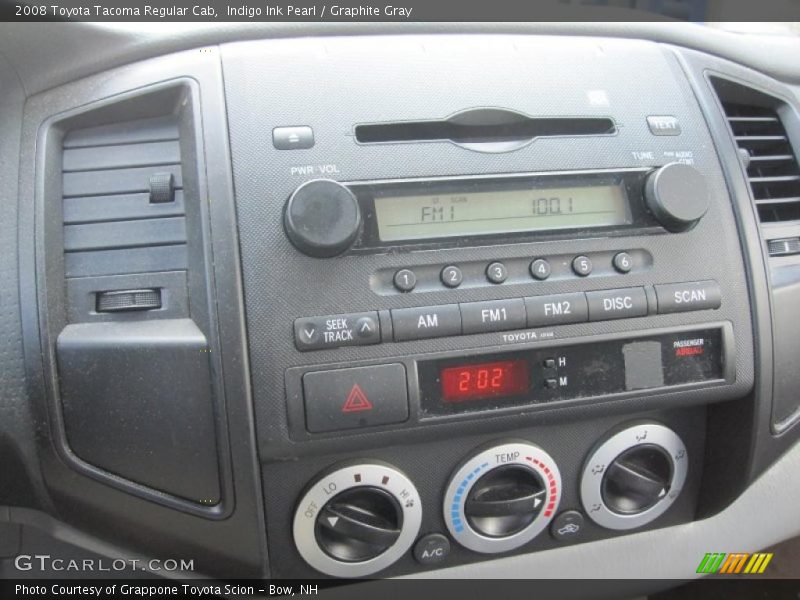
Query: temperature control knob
xmin=293 ymin=463 xmax=421 ymax=577
xmin=284 ymin=179 xmax=361 ymax=257
xmin=644 ymin=163 xmax=709 ymax=232
xmin=581 ymin=423 xmax=688 ymax=530
xmin=464 ymin=465 xmax=547 ymax=538
xmin=444 ymin=442 xmax=561 ymax=554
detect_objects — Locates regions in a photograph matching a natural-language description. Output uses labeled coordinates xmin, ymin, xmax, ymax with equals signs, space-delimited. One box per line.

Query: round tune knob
xmin=601 ymin=445 xmax=672 ymax=514
xmin=444 ymin=442 xmax=561 ymax=554
xmin=581 ymin=423 xmax=688 ymax=531
xmin=284 ymin=179 xmax=361 ymax=257
xmin=465 ymin=465 xmax=547 ymax=538
xmin=293 ymin=463 xmax=421 ymax=577
xmin=644 ymin=163 xmax=709 ymax=232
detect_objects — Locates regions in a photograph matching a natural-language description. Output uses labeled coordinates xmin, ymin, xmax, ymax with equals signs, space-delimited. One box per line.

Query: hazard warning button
xmin=302 ymin=364 xmax=409 ymax=433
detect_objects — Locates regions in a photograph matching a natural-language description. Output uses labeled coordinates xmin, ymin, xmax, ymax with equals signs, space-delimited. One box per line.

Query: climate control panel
xmin=289 ymin=422 xmax=691 ymax=577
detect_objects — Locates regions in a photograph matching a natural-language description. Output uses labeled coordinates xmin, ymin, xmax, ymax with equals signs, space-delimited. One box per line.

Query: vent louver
xmin=61 ymin=115 xmax=187 ymax=278
xmin=713 ymin=80 xmax=800 ymax=224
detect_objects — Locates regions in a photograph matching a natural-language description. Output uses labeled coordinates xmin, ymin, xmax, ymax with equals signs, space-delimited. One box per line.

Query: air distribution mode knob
xmin=581 ymin=423 xmax=688 ymax=531
xmin=293 ymin=463 xmax=422 ymax=578
xmin=444 ymin=442 xmax=561 ymax=554
xmin=284 ymin=179 xmax=361 ymax=257
xmin=644 ymin=163 xmax=709 ymax=232
xmin=601 ymin=445 xmax=673 ymax=515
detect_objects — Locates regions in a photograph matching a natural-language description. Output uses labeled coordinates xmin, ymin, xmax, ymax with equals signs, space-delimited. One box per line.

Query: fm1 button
xmin=586 ymin=287 xmax=648 ymax=321
xmin=460 ymin=298 xmax=526 ymax=334
xmin=294 ymin=312 xmax=380 ymax=351
xmin=413 ymin=533 xmax=451 ymax=566
xmin=550 ymin=510 xmax=585 ymax=542
xmin=302 ymin=364 xmax=409 ymax=433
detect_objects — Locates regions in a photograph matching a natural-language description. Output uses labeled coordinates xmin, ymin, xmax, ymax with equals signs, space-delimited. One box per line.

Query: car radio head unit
xmin=284 ymin=164 xmax=710 ymax=257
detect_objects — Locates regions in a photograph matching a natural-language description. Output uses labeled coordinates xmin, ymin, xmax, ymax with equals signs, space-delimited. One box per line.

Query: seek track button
xmin=294 ymin=312 xmax=380 ymax=351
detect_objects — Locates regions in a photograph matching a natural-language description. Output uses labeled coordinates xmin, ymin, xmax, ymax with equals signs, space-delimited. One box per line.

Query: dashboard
xmin=1 ymin=21 xmax=800 ymax=592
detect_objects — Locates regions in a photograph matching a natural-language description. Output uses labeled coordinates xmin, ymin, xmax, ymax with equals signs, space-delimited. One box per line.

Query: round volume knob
xmin=644 ymin=163 xmax=708 ymax=232
xmin=293 ymin=463 xmax=421 ymax=577
xmin=284 ymin=179 xmax=361 ymax=257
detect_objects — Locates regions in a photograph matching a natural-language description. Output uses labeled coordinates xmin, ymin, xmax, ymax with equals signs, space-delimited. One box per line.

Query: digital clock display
xmin=440 ymin=360 xmax=530 ymax=403
xmin=373 ymin=182 xmax=630 ymax=242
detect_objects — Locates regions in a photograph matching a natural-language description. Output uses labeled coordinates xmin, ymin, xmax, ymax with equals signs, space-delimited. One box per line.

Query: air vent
xmin=61 ymin=115 xmax=187 ymax=278
xmin=712 ymin=79 xmax=800 ymax=224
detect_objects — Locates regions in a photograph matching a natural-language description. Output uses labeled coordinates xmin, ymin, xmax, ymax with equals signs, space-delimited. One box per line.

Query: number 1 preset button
xmin=524 ymin=293 xmax=589 ymax=327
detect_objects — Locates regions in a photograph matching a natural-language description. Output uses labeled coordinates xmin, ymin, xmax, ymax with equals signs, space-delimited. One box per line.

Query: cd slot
xmin=355 ymin=109 xmax=615 ymax=152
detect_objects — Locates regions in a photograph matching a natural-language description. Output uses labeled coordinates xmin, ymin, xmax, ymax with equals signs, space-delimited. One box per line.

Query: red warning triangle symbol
xmin=342 ymin=384 xmax=373 ymax=413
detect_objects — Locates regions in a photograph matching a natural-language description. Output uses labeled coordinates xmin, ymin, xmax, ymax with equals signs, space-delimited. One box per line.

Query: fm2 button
xmin=294 ymin=312 xmax=380 ymax=351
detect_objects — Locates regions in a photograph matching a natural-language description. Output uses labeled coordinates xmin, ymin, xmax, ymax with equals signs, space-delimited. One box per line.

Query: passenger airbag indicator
xmin=441 ymin=360 xmax=529 ymax=403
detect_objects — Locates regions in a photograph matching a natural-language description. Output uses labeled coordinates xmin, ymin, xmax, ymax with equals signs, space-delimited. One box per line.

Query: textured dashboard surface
xmin=1 ymin=22 xmax=799 ymax=586
xmin=221 ymin=35 xmax=754 ymax=458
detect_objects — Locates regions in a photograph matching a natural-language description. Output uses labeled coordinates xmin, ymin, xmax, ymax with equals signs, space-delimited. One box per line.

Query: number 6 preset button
xmin=524 ymin=293 xmax=589 ymax=327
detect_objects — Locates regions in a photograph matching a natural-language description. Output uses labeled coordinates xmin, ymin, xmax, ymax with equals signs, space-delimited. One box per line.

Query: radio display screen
xmin=373 ymin=182 xmax=630 ymax=242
